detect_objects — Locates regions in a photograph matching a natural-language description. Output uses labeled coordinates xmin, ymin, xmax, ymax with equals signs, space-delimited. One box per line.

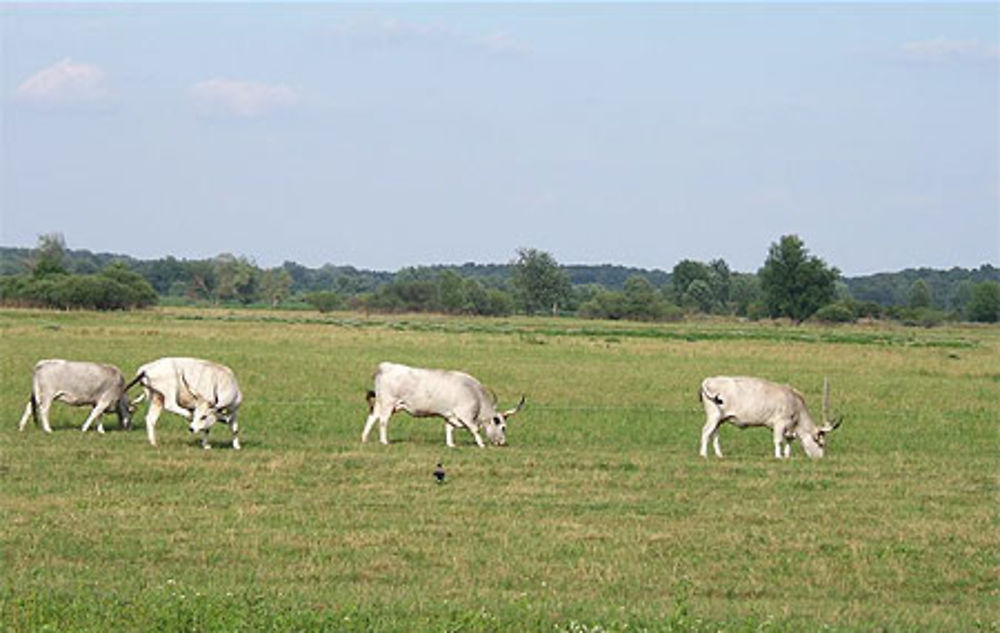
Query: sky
xmin=1 ymin=3 xmax=997 ymax=276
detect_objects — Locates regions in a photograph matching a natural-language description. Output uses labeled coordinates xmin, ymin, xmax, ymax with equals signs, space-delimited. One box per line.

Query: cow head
xmin=815 ymin=416 xmax=843 ymax=448
xmin=484 ymin=395 xmax=525 ymax=446
xmin=188 ymin=400 xmax=220 ymax=435
xmin=802 ymin=377 xmax=843 ymax=458
xmin=118 ymin=393 xmax=135 ymax=430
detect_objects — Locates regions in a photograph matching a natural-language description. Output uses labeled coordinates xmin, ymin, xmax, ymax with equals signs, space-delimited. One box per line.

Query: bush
xmin=304 ymin=291 xmax=342 ymax=313
xmin=967 ymin=281 xmax=1000 ymax=323
xmin=812 ymin=303 xmax=856 ymax=324
xmin=892 ymin=307 xmax=952 ymax=328
xmin=0 ymin=266 xmax=158 ymax=310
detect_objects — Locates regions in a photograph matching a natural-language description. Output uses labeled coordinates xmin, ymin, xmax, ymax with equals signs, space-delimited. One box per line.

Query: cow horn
xmin=502 ymin=395 xmax=526 ymax=418
xmin=180 ymin=373 xmax=201 ymax=402
xmin=124 ymin=371 xmax=146 ymax=392
xmin=822 ymin=376 xmax=830 ymax=425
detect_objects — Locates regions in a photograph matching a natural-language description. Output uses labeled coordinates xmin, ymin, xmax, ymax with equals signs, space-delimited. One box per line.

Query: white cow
xmin=126 ymin=357 xmax=242 ymax=449
xmin=18 ymin=359 xmax=134 ymax=434
xmin=362 ymin=361 xmax=525 ymax=448
xmin=699 ymin=376 xmax=842 ymax=459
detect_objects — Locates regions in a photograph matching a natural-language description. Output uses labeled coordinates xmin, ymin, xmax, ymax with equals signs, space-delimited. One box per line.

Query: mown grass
xmin=0 ymin=307 xmax=997 ymax=631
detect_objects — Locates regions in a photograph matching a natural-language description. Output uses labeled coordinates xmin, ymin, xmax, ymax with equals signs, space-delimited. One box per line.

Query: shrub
xmin=812 ymin=303 xmax=856 ymax=324
xmin=304 ymin=291 xmax=342 ymax=313
xmin=893 ymin=307 xmax=952 ymax=328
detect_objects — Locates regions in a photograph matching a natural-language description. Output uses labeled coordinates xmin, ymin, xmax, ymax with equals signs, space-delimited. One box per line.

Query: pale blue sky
xmin=2 ymin=3 xmax=997 ymax=275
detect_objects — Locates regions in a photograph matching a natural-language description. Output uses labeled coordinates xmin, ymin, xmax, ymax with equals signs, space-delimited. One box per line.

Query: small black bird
xmin=433 ymin=463 xmax=446 ymax=484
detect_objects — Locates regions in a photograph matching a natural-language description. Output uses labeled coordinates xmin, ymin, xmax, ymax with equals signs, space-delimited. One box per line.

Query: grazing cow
xmin=18 ymin=359 xmax=134 ymax=434
xmin=126 ymin=357 xmax=242 ymax=449
xmin=699 ymin=376 xmax=842 ymax=459
xmin=362 ymin=361 xmax=525 ymax=448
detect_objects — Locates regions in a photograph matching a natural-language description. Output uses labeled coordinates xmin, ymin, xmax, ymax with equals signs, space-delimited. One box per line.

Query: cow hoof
xmin=232 ymin=439 xmax=241 ymax=450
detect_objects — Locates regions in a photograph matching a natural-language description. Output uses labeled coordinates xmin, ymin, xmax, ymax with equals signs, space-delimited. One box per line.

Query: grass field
xmin=1 ymin=307 xmax=997 ymax=631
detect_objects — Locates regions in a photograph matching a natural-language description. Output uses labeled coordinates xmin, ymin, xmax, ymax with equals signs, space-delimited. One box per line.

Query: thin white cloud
xmin=900 ymin=37 xmax=998 ymax=64
xmin=14 ymin=58 xmax=113 ymax=106
xmin=189 ymin=79 xmax=299 ymax=117
xmin=328 ymin=15 xmax=531 ymax=56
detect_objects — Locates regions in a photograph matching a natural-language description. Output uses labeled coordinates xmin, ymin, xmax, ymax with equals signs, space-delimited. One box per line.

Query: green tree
xmin=707 ymin=258 xmax=731 ymax=311
xmin=730 ymin=274 xmax=762 ymax=317
xmin=100 ymin=262 xmax=158 ymax=307
xmin=684 ymin=279 xmax=715 ymax=313
xmin=438 ymin=271 xmax=464 ymax=314
xmin=950 ymin=280 xmax=975 ymax=318
xmin=907 ymin=279 xmax=932 ymax=309
xmin=510 ymin=247 xmax=571 ymax=315
xmin=261 ymin=268 xmax=293 ymax=308
xmin=32 ymin=233 xmax=68 ymax=277
xmin=967 ymin=281 xmax=1000 ymax=323
xmin=304 ymin=291 xmax=342 ymax=313
xmin=758 ymin=235 xmax=839 ymax=323
xmin=623 ymin=275 xmax=664 ymax=321
xmin=215 ymin=254 xmax=260 ymax=304
xmin=185 ymin=260 xmax=218 ymax=303
xmin=671 ymin=260 xmax=710 ymax=303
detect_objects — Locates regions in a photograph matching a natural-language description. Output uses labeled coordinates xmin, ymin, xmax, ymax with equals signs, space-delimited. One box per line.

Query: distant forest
xmin=1 ymin=240 xmax=998 ymax=324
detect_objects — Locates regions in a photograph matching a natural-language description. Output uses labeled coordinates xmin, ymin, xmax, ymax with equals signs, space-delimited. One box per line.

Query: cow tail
xmin=29 ymin=392 xmax=38 ymax=423
xmin=700 ymin=386 xmax=723 ymax=406
xmin=365 ymin=390 xmax=376 ymax=413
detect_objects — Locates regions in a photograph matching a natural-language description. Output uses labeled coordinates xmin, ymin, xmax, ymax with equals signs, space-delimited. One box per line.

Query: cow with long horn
xmin=362 ymin=361 xmax=525 ymax=448
xmin=125 ymin=357 xmax=242 ymax=449
xmin=698 ymin=376 xmax=842 ymax=459
xmin=18 ymin=359 xmax=135 ymax=434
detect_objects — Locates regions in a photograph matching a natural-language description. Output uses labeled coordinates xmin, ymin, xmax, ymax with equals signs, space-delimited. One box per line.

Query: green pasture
xmin=1 ymin=308 xmax=997 ymax=631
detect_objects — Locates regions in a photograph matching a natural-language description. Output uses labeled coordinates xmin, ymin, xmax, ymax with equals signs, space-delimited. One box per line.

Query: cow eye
xmin=493 ymin=417 xmax=502 ymax=425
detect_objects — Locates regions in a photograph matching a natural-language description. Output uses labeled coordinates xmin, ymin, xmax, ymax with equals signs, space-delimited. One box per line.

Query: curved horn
xmin=180 ymin=372 xmax=201 ymax=402
xmin=123 ymin=371 xmax=146 ymax=392
xmin=822 ymin=376 xmax=830 ymax=425
xmin=819 ymin=415 xmax=843 ymax=433
xmin=502 ymin=395 xmax=526 ymax=418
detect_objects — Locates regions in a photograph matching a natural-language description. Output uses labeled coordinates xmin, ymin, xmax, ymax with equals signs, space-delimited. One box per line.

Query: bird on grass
xmin=433 ymin=463 xmax=446 ymax=484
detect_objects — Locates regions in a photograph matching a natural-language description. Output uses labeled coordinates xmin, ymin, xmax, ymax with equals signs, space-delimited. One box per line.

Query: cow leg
xmin=772 ymin=426 xmax=787 ymax=459
xmin=37 ymin=397 xmax=54 ymax=434
xmin=229 ymin=412 xmax=241 ymax=450
xmin=460 ymin=419 xmax=486 ymax=448
xmin=377 ymin=416 xmax=390 ymax=445
xmin=80 ymin=403 xmax=110 ymax=434
xmin=18 ymin=400 xmax=34 ymax=431
xmin=145 ymin=393 xmax=165 ymax=446
xmin=362 ymin=402 xmax=391 ymax=445
xmin=700 ymin=416 xmax=723 ymax=458
xmin=361 ymin=412 xmax=379 ymax=443
xmin=161 ymin=397 xmax=193 ymax=421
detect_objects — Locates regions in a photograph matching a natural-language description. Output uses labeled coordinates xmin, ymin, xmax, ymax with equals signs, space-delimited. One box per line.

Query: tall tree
xmin=907 ymin=279 xmax=932 ymax=309
xmin=707 ymin=258 xmax=731 ymax=310
xmin=32 ymin=233 xmax=68 ymax=277
xmin=671 ymin=259 xmax=710 ymax=302
xmin=214 ymin=254 xmax=259 ymax=304
xmin=758 ymin=235 xmax=839 ymax=323
xmin=967 ymin=281 xmax=1000 ymax=323
xmin=261 ymin=268 xmax=293 ymax=308
xmin=510 ymin=247 xmax=571 ymax=315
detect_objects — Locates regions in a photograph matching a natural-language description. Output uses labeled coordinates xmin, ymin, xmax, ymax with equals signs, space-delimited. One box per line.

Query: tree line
xmin=1 ymin=234 xmax=998 ymax=324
